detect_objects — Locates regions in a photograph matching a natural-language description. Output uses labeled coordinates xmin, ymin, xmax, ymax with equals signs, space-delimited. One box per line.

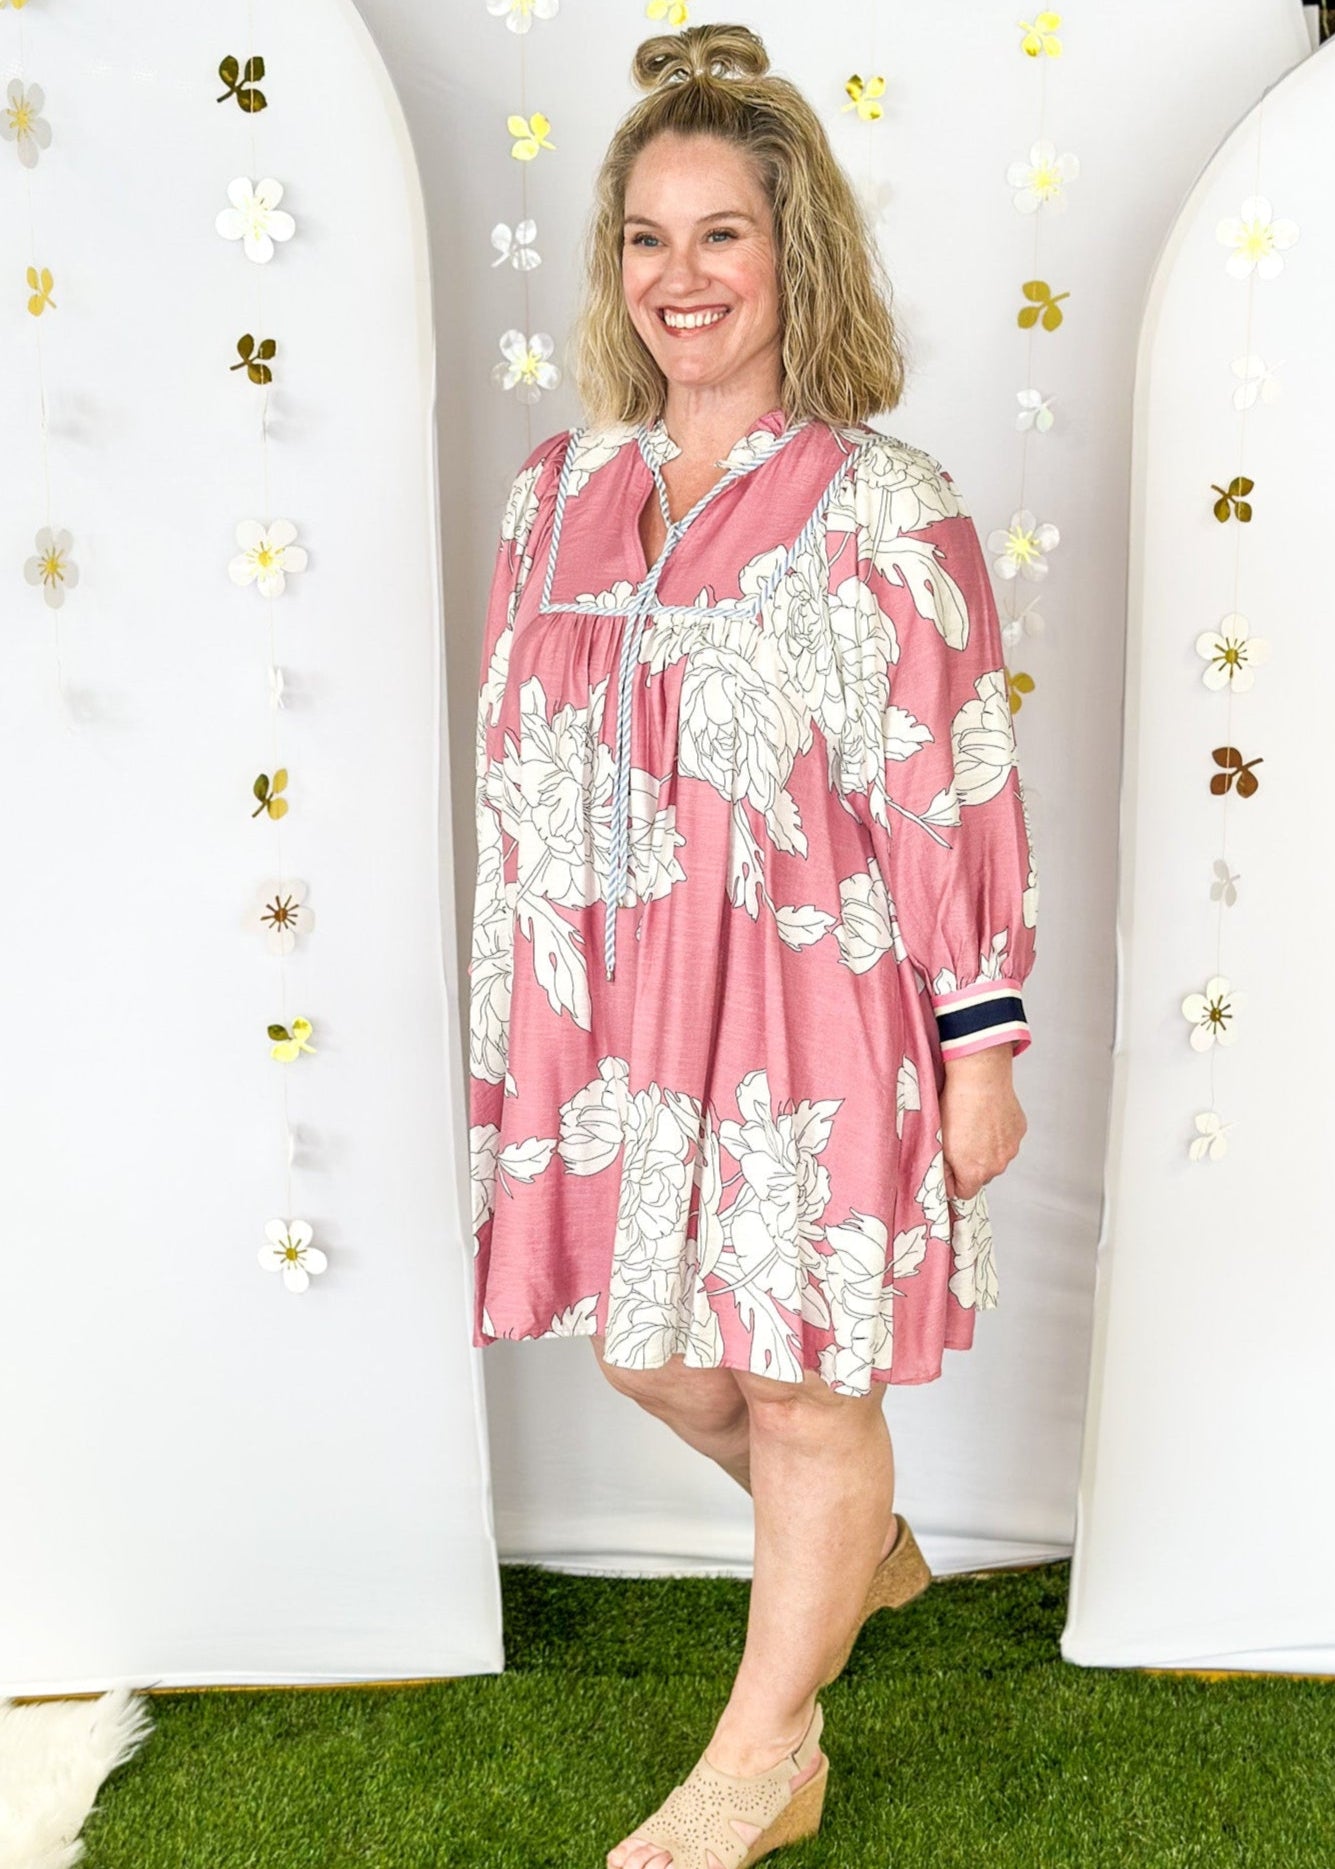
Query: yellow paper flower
xmin=842 ymin=75 xmax=886 ymax=122
xmin=268 ymin=1016 xmax=316 ymax=1063
xmin=508 ymin=112 xmax=554 ymax=161
xmin=647 ymin=0 xmax=690 ymax=20
xmin=26 ymin=266 xmax=55 ymax=315
xmin=1018 ymin=12 xmax=1062 ymax=57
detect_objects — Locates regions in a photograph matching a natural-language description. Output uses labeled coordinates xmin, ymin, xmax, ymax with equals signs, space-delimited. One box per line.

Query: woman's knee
xmin=588 ymin=1334 xmax=747 ymax=1431
xmin=735 ymin=1365 xmax=884 ymax=1442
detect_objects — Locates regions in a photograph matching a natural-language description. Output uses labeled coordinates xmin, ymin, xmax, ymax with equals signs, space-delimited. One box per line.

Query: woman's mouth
xmin=657 ymin=306 xmax=731 ymax=335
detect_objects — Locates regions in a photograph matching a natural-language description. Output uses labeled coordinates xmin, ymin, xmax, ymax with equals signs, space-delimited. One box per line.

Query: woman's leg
xmin=602 ymin=1355 xmax=899 ymax=1869
xmin=589 ymin=1334 xmax=753 ymax=1491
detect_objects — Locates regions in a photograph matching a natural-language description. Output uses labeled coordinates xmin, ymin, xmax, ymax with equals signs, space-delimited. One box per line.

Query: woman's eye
xmin=626 ymin=229 xmax=738 ymax=248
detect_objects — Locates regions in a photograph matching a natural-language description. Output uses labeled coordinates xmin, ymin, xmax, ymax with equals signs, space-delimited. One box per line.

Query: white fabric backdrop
xmin=1063 ymin=42 xmax=1335 ymax=1673
xmin=0 ymin=0 xmax=501 ymax=1691
xmin=372 ymin=0 xmax=1309 ymax=1577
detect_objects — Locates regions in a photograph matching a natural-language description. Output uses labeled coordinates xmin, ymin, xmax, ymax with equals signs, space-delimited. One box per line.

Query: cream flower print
xmin=1195 ymin=612 xmax=1269 ymax=692
xmin=23 ymin=526 xmax=78 ymax=609
xmin=258 ymin=1218 xmax=327 ymax=1293
xmin=229 ymin=519 xmax=308 ymax=596
xmin=1216 ymin=196 xmax=1299 ymax=280
xmin=252 ymin=878 xmax=316 ymax=955
xmin=215 ymin=177 xmax=296 ymax=264
xmin=1016 ymin=389 xmax=1055 ymax=433
xmin=1188 ymin=1111 xmax=1231 ymax=1163
xmin=486 ymin=0 xmax=558 ymax=28
xmin=1230 ymin=354 xmax=1282 ymax=411
xmin=1006 ymin=140 xmax=1079 ymax=213
xmin=1181 ymin=975 xmax=1244 ymax=1050
xmin=3 ymin=81 xmax=51 ymax=169
xmin=490 ymin=218 xmax=541 ymax=269
xmin=987 ymin=508 xmax=1060 ymax=581
xmin=491 ymin=329 xmax=560 ymax=403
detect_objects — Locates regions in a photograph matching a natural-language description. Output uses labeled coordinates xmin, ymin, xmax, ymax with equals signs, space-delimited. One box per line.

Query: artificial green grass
xmin=81 ymin=1559 xmax=1335 ymax=1867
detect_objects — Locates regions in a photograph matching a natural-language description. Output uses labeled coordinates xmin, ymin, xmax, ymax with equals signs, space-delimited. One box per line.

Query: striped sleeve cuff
xmin=931 ymin=978 xmax=1031 ymax=1060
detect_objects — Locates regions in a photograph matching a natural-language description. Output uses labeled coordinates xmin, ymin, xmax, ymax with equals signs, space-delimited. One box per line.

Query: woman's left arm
xmin=851 ymin=454 xmax=1040 ymax=1197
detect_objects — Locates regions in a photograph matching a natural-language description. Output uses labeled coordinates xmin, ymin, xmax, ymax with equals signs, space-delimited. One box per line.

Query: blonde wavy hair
xmin=570 ymin=22 xmax=909 ymax=431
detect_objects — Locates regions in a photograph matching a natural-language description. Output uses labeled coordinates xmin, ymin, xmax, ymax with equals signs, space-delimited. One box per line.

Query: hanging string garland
xmin=8 ymin=8 xmax=81 ymax=709
xmin=488 ymin=1 xmax=561 ymax=414
xmin=214 ymin=12 xmax=325 ymax=1292
xmin=1183 ymin=149 xmax=1298 ymax=1162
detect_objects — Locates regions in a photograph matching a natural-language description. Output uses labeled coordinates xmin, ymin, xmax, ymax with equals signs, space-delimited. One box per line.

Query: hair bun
xmin=631 ymin=23 xmax=770 ymax=93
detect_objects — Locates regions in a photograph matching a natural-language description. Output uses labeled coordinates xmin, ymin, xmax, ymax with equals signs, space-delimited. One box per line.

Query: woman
xmin=468 ymin=22 xmax=1037 ymax=1868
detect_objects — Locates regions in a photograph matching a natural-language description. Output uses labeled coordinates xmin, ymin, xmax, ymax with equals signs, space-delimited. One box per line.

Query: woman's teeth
xmin=660 ymin=308 xmax=730 ymax=330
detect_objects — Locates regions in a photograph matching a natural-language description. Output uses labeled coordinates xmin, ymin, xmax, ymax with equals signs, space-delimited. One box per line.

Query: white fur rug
xmin=0 ymin=1689 xmax=154 ymax=1869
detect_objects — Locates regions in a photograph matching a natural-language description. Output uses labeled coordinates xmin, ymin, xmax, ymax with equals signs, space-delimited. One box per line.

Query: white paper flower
xmin=23 ymin=525 xmax=79 ymax=609
xmin=491 ymin=329 xmax=561 ymax=403
xmin=258 ymin=1218 xmax=327 ymax=1293
xmin=1210 ymin=859 xmax=1239 ymax=908
xmin=1006 ymin=139 xmax=1079 ymax=213
xmin=486 ymin=0 xmax=558 ymax=30
xmin=268 ymin=663 xmax=287 ymax=709
xmin=1216 ymin=197 xmax=1298 ymax=280
xmin=3 ymin=80 xmax=51 ymax=169
xmin=215 ymin=177 xmax=296 ymax=264
xmin=251 ymin=878 xmax=316 ymax=954
xmin=986 ymin=509 xmax=1060 ymax=581
xmin=1000 ymin=594 xmax=1046 ymax=651
xmin=1181 ymin=975 xmax=1244 ymax=1051
xmin=229 ymin=519 xmax=308 ymax=597
xmin=490 ymin=219 xmax=542 ymax=269
xmin=1230 ymin=354 xmax=1282 ymax=411
xmin=1016 ymin=389 xmax=1055 ymax=433
xmin=1195 ymin=612 xmax=1269 ymax=692
xmin=1188 ymin=1111 xmax=1231 ymax=1162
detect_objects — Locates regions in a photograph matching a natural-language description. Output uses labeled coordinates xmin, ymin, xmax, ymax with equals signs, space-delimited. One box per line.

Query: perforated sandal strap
xmin=628 ymin=1704 xmax=825 ymax=1869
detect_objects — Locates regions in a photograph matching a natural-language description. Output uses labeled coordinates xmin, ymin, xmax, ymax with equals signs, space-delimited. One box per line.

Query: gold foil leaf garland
xmin=252 ymin=769 xmax=289 ymax=819
xmin=217 ymin=55 xmax=267 ymax=114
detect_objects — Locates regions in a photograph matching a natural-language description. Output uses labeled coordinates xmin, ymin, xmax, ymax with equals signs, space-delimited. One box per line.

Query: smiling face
xmin=621 ymin=131 xmax=782 ymax=410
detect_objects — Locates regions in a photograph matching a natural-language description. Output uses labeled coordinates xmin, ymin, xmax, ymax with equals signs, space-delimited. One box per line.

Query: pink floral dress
xmin=468 ymin=405 xmax=1038 ymax=1395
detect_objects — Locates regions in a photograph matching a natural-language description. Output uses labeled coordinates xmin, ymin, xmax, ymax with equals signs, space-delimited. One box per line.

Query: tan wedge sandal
xmin=612 ymin=1701 xmax=827 ymax=1869
xmin=820 ymin=1513 xmax=932 ymax=1686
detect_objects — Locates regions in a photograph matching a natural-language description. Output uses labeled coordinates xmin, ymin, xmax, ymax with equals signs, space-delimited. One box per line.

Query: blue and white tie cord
xmin=601 ymin=422 xmax=868 ymax=981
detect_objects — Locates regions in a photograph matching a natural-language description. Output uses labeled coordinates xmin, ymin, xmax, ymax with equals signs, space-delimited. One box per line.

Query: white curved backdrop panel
xmin=0 ymin=0 xmax=500 ymax=1690
xmin=1064 ymin=44 xmax=1335 ymax=1670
